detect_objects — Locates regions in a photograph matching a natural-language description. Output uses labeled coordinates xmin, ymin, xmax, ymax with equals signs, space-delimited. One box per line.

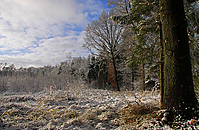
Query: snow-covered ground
xmin=0 ymin=85 xmax=198 ymax=130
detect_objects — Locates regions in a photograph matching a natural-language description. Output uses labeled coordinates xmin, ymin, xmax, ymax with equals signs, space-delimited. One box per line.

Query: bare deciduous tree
xmin=83 ymin=10 xmax=125 ymax=91
xmin=107 ymin=0 xmax=130 ymax=14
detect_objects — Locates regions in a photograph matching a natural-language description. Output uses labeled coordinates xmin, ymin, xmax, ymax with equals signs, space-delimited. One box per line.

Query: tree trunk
xmin=141 ymin=63 xmax=145 ymax=91
xmin=111 ymin=50 xmax=120 ymax=91
xmin=159 ymin=22 xmax=164 ymax=108
xmin=160 ymin=0 xmax=198 ymax=119
xmin=112 ymin=57 xmax=120 ymax=91
xmin=131 ymin=68 xmax=134 ymax=91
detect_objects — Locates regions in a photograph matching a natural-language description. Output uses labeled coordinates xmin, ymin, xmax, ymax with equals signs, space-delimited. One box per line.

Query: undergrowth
xmin=118 ymin=102 xmax=160 ymax=125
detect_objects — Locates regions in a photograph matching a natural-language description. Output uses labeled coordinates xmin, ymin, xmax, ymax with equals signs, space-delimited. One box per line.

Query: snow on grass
xmin=0 ymin=85 xmax=198 ymax=129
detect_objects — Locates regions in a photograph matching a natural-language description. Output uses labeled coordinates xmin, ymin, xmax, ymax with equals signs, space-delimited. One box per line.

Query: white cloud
xmin=0 ymin=0 xmax=106 ymax=68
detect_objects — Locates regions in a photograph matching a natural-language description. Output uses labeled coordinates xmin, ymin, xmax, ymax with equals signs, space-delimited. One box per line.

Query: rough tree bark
xmin=159 ymin=22 xmax=164 ymax=107
xmin=160 ymin=0 xmax=198 ymax=119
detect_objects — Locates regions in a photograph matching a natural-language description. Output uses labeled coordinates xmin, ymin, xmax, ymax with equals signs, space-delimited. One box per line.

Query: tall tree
xmin=184 ymin=1 xmax=199 ymax=98
xmin=111 ymin=0 xmax=198 ymax=105
xmin=83 ymin=10 xmax=125 ymax=91
xmin=107 ymin=0 xmax=138 ymax=90
xmin=111 ymin=0 xmax=160 ymax=90
xmin=160 ymin=0 xmax=198 ymax=119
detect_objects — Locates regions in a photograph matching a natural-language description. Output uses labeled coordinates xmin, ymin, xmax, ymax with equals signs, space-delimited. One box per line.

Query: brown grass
xmin=118 ymin=103 xmax=160 ymax=125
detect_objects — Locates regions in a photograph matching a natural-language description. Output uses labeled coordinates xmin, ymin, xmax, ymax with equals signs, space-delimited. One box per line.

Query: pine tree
xmin=184 ymin=1 xmax=199 ymax=98
xmin=111 ymin=0 xmax=160 ymax=90
xmin=110 ymin=0 xmax=198 ymax=106
xmin=98 ymin=59 xmax=108 ymax=89
xmin=87 ymin=56 xmax=99 ymax=83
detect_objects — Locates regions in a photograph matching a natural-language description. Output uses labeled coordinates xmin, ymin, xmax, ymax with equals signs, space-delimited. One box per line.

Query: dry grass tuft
xmin=118 ymin=103 xmax=160 ymax=125
xmin=78 ymin=109 xmax=98 ymax=121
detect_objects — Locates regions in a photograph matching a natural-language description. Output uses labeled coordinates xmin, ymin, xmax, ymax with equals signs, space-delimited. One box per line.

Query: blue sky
xmin=0 ymin=0 xmax=108 ymax=68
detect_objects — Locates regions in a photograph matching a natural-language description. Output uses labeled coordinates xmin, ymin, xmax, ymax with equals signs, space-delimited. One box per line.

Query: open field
xmin=0 ymin=85 xmax=198 ymax=130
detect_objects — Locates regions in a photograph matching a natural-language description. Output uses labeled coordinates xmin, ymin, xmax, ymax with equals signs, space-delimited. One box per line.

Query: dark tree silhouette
xmin=160 ymin=0 xmax=198 ymax=119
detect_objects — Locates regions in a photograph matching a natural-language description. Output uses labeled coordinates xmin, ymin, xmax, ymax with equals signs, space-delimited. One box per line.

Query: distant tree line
xmin=0 ymin=57 xmax=88 ymax=93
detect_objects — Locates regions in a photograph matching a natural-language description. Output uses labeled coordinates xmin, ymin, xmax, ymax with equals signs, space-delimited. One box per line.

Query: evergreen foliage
xmin=110 ymin=0 xmax=199 ymax=120
xmin=110 ymin=0 xmax=160 ymax=90
xmin=87 ymin=56 xmax=100 ymax=83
